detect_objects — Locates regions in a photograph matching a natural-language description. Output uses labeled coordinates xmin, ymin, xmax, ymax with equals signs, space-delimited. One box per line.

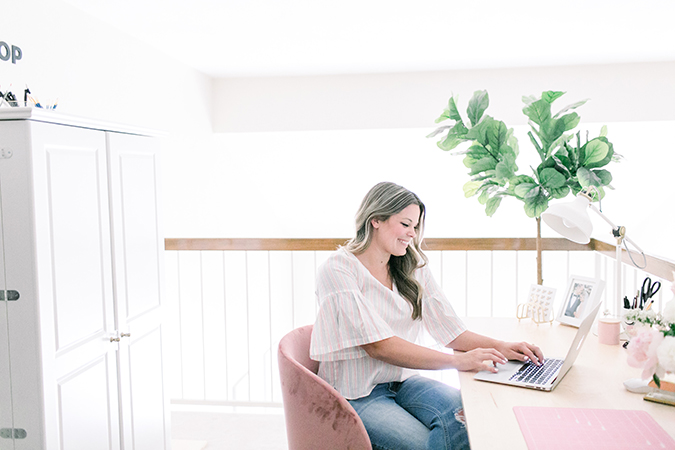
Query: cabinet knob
xmin=0 ymin=290 xmax=20 ymax=301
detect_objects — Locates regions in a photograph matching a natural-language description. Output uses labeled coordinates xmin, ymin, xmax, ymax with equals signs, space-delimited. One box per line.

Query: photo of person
xmin=564 ymin=282 xmax=593 ymax=318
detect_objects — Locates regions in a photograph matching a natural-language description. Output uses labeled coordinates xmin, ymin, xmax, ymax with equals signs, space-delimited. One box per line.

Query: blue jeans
xmin=348 ymin=375 xmax=470 ymax=450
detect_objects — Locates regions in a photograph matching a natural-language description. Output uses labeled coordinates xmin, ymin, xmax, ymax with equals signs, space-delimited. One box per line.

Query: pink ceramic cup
xmin=598 ymin=317 xmax=621 ymax=345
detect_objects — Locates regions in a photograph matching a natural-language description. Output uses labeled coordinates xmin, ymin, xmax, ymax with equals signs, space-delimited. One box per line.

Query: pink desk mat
xmin=513 ymin=406 xmax=675 ymax=449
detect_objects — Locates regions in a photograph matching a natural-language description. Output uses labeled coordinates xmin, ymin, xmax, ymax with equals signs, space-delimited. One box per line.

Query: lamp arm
xmin=588 ymin=204 xmax=645 ymax=253
xmin=588 ymin=203 xmax=619 ymax=232
xmin=589 ymin=203 xmax=647 ymax=275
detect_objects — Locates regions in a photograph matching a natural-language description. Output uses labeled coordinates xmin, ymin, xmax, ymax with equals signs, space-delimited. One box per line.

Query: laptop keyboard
xmin=509 ymin=358 xmax=563 ymax=385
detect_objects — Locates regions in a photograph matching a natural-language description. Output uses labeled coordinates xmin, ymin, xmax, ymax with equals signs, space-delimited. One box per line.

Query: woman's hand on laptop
xmin=495 ymin=341 xmax=544 ymax=366
xmin=451 ymin=348 xmax=508 ymax=373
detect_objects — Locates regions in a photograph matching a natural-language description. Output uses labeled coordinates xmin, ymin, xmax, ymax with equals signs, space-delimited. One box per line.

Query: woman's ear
xmin=371 ymin=218 xmax=380 ymax=229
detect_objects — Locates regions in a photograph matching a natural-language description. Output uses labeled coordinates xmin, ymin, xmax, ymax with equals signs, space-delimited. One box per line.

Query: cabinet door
xmin=0 ymin=120 xmax=35 ymax=450
xmin=25 ymin=122 xmax=121 ymax=450
xmin=0 ymin=166 xmax=14 ymax=450
xmin=107 ymin=133 xmax=169 ymax=450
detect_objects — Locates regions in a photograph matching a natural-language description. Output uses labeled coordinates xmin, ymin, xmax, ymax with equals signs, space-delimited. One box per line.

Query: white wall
xmin=213 ymin=62 xmax=675 ymax=132
xmin=4 ymin=0 xmax=212 ymax=133
xmin=4 ymin=0 xmax=214 ymax=236
xmin=3 ymin=1 xmax=674 ymax=265
xmin=171 ymin=122 xmax=675 ymax=261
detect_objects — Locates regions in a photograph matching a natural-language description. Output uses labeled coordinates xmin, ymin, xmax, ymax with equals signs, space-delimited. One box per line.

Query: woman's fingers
xmin=471 ymin=348 xmax=507 ymax=372
xmin=506 ymin=342 xmax=544 ymax=365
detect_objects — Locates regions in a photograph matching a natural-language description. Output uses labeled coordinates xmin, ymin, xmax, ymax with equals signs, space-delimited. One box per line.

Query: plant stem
xmin=536 ymin=217 xmax=543 ymax=285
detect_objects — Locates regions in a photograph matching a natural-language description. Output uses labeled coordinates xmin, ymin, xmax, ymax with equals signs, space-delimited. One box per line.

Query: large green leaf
xmin=539 ymin=168 xmax=567 ymax=189
xmin=463 ymin=180 xmax=482 ymax=198
xmin=498 ymin=144 xmax=517 ymax=161
xmin=465 ymin=116 xmax=493 ymax=147
xmin=546 ymin=134 xmax=574 ymax=160
xmin=469 ymin=156 xmax=498 ymax=175
xmin=584 ymin=137 xmax=615 ymax=169
xmin=426 ymin=125 xmax=451 ymax=138
xmin=583 ymin=139 xmax=610 ymax=166
xmin=569 ymin=179 xmax=584 ymax=196
xmin=549 ymin=185 xmax=571 ymax=199
xmin=577 ymin=167 xmax=602 ymax=187
xmin=495 ymin=154 xmax=517 ymax=180
xmin=527 ymin=130 xmax=544 ymax=160
xmin=558 ymin=113 xmax=580 ymax=132
xmin=437 ymin=121 xmax=470 ymax=151
xmin=524 ymin=191 xmax=549 ymax=218
xmin=477 ymin=185 xmax=495 ymax=204
xmin=485 ymin=196 xmax=503 ymax=216
xmin=555 ymin=154 xmax=572 ymax=171
xmin=486 ymin=120 xmax=509 ymax=152
xmin=438 ymin=134 xmax=462 ymax=151
xmin=434 ymin=110 xmax=451 ymax=124
xmin=593 ymin=169 xmax=613 ymax=186
xmin=522 ymin=95 xmax=538 ymax=106
xmin=514 ymin=183 xmax=537 ymax=199
xmin=508 ymin=133 xmax=520 ymax=157
xmin=522 ymin=99 xmax=551 ymax=125
xmin=539 ymin=118 xmax=567 ymax=152
xmin=565 ymin=142 xmax=580 ymax=169
xmin=552 ymin=99 xmax=588 ymax=118
xmin=447 ymin=96 xmax=463 ymax=122
xmin=524 ymin=185 xmax=542 ymax=199
xmin=543 ymin=155 xmax=572 ymax=178
xmin=542 ymin=91 xmax=565 ymax=103
xmin=463 ymin=144 xmax=492 ymax=167
xmin=434 ymin=96 xmax=465 ymax=124
xmin=467 ymin=90 xmax=489 ymax=127
xmin=507 ymin=175 xmax=536 ymax=196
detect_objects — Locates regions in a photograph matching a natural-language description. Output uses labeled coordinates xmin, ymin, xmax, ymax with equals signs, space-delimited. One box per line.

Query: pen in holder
xmin=516 ymin=285 xmax=556 ymax=325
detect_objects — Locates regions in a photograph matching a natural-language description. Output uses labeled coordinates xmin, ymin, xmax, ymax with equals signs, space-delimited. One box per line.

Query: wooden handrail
xmin=164 ymin=237 xmax=590 ymax=252
xmin=165 ymin=238 xmax=350 ymax=251
xmin=165 ymin=237 xmax=674 ymax=282
xmin=592 ymin=240 xmax=675 ymax=282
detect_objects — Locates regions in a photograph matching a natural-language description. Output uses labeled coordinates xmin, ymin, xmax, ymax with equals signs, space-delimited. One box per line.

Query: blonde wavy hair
xmin=345 ymin=182 xmax=428 ymax=320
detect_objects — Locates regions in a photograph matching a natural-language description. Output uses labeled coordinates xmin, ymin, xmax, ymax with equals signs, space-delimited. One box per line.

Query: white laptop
xmin=473 ymin=301 xmax=602 ymax=391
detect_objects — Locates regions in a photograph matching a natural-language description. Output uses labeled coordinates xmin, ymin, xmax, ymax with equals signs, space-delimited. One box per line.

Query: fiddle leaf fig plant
xmin=428 ymin=90 xmax=620 ymax=219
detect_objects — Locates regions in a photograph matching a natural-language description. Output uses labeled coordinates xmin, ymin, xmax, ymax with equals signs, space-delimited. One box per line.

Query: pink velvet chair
xmin=278 ymin=325 xmax=372 ymax=450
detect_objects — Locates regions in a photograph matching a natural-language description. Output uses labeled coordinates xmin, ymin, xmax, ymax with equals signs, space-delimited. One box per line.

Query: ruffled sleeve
xmin=310 ymin=251 xmax=395 ymax=361
xmin=418 ymin=265 xmax=467 ymax=346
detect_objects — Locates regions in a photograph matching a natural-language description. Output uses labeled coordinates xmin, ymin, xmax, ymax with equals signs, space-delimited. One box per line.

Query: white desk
xmin=459 ymin=318 xmax=675 ymax=450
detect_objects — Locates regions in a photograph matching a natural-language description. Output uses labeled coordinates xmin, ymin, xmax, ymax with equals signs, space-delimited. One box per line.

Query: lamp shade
xmin=541 ymin=195 xmax=593 ymax=244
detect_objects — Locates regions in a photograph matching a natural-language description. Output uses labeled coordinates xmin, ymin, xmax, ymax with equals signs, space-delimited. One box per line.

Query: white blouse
xmin=309 ymin=248 xmax=466 ymax=399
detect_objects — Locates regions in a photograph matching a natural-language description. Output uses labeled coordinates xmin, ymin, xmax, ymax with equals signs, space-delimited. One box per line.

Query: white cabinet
xmin=0 ymin=109 xmax=169 ymax=450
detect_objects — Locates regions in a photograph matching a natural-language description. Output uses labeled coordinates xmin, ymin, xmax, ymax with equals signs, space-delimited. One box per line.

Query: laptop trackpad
xmin=474 ymin=360 xmax=523 ymax=382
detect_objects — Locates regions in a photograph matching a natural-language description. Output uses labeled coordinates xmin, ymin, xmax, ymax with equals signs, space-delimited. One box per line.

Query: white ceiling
xmin=63 ymin=0 xmax=675 ymax=78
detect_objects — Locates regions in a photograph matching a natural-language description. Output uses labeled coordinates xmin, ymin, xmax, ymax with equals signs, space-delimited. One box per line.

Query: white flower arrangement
xmin=625 ymin=279 xmax=675 ymax=388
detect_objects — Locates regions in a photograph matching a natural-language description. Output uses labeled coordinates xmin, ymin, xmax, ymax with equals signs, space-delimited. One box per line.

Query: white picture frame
xmin=556 ymin=275 xmax=605 ymax=327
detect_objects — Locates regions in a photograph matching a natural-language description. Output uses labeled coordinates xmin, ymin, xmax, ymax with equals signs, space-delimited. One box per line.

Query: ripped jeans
xmin=348 ymin=375 xmax=470 ymax=450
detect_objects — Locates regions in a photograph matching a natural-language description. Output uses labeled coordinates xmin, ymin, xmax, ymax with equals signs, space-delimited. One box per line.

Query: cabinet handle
xmin=0 ymin=290 xmax=20 ymax=301
xmin=110 ymin=337 xmax=121 ymax=342
xmin=121 ymin=333 xmax=131 ymax=338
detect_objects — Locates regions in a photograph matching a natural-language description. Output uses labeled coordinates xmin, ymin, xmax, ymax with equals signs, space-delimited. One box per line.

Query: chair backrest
xmin=278 ymin=325 xmax=372 ymax=450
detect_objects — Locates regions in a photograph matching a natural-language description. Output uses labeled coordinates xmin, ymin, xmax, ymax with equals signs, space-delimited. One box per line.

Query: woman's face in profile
xmin=371 ymin=204 xmax=420 ymax=257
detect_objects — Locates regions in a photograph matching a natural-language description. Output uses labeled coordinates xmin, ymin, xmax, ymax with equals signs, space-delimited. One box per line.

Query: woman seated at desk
xmin=310 ymin=182 xmax=544 ymax=450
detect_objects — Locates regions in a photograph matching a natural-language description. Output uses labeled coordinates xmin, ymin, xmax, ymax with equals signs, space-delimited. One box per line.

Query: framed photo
xmin=556 ymin=275 xmax=605 ymax=327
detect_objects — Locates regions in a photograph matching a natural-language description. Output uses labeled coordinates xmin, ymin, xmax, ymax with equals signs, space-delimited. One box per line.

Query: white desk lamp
xmin=541 ymin=188 xmax=646 ymax=317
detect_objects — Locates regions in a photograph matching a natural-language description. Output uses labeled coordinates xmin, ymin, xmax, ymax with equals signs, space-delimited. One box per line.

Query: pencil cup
xmin=598 ymin=317 xmax=621 ymax=345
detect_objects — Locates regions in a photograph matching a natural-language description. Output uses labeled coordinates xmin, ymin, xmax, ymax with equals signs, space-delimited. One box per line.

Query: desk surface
xmin=459 ymin=318 xmax=675 ymax=450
